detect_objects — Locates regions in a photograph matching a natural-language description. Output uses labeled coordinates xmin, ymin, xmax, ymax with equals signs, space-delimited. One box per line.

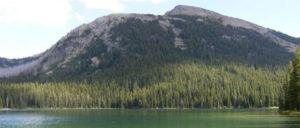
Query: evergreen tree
xmin=281 ymin=47 xmax=300 ymax=111
xmin=290 ymin=46 xmax=300 ymax=110
xmin=0 ymin=63 xmax=286 ymax=109
xmin=280 ymin=61 xmax=293 ymax=110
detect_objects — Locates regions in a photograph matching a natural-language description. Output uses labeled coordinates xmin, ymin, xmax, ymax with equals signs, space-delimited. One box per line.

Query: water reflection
xmin=0 ymin=111 xmax=59 ymax=128
xmin=0 ymin=109 xmax=299 ymax=128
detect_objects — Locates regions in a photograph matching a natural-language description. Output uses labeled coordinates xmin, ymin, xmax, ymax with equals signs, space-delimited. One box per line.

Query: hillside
xmin=0 ymin=5 xmax=299 ymax=108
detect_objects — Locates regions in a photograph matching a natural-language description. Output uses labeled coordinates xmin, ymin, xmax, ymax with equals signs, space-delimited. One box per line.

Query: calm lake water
xmin=0 ymin=109 xmax=299 ymax=128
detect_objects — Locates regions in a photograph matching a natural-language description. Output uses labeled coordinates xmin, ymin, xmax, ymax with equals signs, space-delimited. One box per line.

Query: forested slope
xmin=0 ymin=63 xmax=285 ymax=108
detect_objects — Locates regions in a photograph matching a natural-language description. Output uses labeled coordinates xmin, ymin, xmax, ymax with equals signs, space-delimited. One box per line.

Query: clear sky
xmin=0 ymin=0 xmax=299 ymax=58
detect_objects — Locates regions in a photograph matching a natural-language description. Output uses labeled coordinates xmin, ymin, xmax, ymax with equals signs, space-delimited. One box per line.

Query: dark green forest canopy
xmin=280 ymin=47 xmax=300 ymax=111
xmin=0 ymin=63 xmax=285 ymax=108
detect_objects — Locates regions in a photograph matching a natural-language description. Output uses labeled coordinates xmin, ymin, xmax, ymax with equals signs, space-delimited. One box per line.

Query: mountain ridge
xmin=166 ymin=5 xmax=298 ymax=52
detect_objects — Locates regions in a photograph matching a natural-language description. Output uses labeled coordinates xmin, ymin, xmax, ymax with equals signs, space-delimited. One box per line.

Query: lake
xmin=0 ymin=109 xmax=299 ymax=128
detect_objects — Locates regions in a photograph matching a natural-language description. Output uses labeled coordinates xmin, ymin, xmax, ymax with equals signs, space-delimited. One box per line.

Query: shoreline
xmin=279 ymin=110 xmax=300 ymax=116
xmin=0 ymin=107 xmax=280 ymax=111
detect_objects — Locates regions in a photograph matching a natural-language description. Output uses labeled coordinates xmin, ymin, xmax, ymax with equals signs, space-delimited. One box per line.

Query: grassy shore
xmin=279 ymin=110 xmax=300 ymax=116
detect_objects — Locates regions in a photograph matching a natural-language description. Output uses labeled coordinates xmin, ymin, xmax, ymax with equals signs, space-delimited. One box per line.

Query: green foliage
xmin=280 ymin=61 xmax=293 ymax=110
xmin=0 ymin=63 xmax=285 ymax=108
xmin=280 ymin=47 xmax=300 ymax=111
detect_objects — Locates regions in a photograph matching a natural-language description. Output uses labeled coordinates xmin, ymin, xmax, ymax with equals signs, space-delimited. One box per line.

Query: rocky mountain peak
xmin=165 ymin=5 xmax=221 ymax=17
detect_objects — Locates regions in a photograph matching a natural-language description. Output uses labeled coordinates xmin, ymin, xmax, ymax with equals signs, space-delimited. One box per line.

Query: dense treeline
xmin=280 ymin=47 xmax=300 ymax=111
xmin=0 ymin=63 xmax=284 ymax=108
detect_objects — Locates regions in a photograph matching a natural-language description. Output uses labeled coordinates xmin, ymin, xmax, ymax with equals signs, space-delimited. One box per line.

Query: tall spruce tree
xmin=281 ymin=46 xmax=300 ymax=111
xmin=291 ymin=46 xmax=300 ymax=110
xmin=280 ymin=61 xmax=293 ymax=110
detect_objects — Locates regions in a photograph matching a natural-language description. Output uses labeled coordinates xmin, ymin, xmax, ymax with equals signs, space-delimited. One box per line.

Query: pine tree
xmin=290 ymin=46 xmax=300 ymax=110
xmin=280 ymin=61 xmax=293 ymax=110
xmin=282 ymin=46 xmax=300 ymax=111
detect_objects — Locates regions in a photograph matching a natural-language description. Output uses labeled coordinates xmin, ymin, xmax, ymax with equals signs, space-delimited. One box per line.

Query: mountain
xmin=1 ymin=5 xmax=298 ymax=108
xmin=0 ymin=5 xmax=298 ymax=79
xmin=0 ymin=57 xmax=38 ymax=68
xmin=165 ymin=5 xmax=298 ymax=51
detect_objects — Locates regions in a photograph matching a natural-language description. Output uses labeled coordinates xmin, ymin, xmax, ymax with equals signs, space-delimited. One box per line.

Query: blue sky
xmin=0 ymin=0 xmax=299 ymax=58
